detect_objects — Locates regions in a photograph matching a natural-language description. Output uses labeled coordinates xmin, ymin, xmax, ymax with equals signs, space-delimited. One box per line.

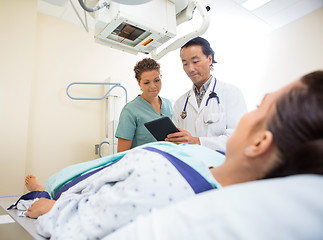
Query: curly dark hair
xmin=265 ymin=70 xmax=323 ymax=178
xmin=134 ymin=58 xmax=160 ymax=82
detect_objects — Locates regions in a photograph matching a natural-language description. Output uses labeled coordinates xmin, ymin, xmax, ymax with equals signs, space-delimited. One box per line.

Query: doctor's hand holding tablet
xmin=165 ymin=127 xmax=200 ymax=145
xmin=144 ymin=116 xmax=199 ymax=144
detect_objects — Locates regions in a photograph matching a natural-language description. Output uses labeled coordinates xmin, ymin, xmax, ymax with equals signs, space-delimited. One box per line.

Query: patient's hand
xmin=25 ymin=198 xmax=56 ymax=219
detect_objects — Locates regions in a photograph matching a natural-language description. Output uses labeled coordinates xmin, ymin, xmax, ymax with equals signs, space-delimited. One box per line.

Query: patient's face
xmin=226 ymin=94 xmax=274 ymax=157
xmin=226 ymin=80 xmax=300 ymax=158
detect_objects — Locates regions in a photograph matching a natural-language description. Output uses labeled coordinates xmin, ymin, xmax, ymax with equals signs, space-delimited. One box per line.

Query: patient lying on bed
xmin=104 ymin=70 xmax=323 ymax=240
xmin=20 ymin=142 xmax=225 ymax=239
xmin=17 ymin=70 xmax=323 ymax=239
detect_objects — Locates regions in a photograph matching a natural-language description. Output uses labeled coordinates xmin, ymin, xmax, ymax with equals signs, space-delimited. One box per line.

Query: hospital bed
xmin=0 ymin=196 xmax=46 ymax=240
xmin=1 ymin=175 xmax=322 ymax=239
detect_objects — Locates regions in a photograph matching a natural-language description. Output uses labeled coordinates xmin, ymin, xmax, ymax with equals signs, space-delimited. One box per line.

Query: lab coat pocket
xmin=206 ymin=112 xmax=226 ymax=135
xmin=204 ymin=112 xmax=224 ymax=124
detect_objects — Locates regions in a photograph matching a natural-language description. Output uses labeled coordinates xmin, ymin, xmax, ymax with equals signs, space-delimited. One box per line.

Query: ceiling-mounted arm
xmin=150 ymin=0 xmax=209 ymax=60
xmin=78 ymin=0 xmax=110 ymax=12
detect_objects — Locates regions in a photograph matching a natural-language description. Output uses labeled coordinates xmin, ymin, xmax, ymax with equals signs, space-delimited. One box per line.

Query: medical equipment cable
xmin=69 ymin=0 xmax=89 ymax=32
xmin=78 ymin=0 xmax=110 ymax=12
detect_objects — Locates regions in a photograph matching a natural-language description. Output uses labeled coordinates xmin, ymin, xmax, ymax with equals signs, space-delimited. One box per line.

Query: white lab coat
xmin=172 ymin=77 xmax=247 ymax=152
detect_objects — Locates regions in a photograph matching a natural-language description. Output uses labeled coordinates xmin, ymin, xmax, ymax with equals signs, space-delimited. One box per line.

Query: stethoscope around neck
xmin=180 ymin=77 xmax=220 ymax=119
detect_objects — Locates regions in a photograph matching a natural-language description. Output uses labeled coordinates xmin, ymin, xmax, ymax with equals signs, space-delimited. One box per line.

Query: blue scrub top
xmin=115 ymin=95 xmax=173 ymax=148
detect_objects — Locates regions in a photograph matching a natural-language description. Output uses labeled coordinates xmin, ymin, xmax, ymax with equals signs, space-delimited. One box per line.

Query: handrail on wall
xmin=99 ymin=141 xmax=110 ymax=158
xmin=66 ymin=81 xmax=128 ymax=157
xmin=66 ymin=82 xmax=128 ymax=103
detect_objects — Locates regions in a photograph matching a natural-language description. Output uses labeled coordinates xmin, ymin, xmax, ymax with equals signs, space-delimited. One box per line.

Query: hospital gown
xmin=36 ymin=145 xmax=223 ymax=239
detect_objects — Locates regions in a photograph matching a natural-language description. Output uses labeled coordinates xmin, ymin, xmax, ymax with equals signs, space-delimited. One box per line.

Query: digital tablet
xmin=144 ymin=117 xmax=179 ymax=141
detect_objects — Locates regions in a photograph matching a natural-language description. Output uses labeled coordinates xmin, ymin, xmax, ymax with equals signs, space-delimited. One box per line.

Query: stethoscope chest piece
xmin=180 ymin=77 xmax=220 ymax=120
xmin=180 ymin=111 xmax=187 ymax=119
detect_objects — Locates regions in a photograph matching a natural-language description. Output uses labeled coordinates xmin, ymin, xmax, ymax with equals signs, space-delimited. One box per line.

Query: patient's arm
xmin=25 ymin=198 xmax=56 ymax=219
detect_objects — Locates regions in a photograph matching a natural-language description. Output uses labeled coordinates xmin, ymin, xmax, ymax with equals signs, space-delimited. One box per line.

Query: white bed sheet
xmin=104 ymin=174 xmax=323 ymax=240
xmin=0 ymin=196 xmax=47 ymax=240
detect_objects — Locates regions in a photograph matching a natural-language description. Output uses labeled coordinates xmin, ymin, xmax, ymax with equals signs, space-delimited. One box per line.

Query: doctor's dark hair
xmin=181 ymin=37 xmax=216 ymax=70
xmin=134 ymin=58 xmax=161 ymax=82
xmin=265 ymin=70 xmax=323 ymax=178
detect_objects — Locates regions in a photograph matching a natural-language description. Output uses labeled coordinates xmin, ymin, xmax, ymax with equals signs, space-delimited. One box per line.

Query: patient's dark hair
xmin=266 ymin=70 xmax=323 ymax=178
xmin=134 ymin=58 xmax=160 ymax=82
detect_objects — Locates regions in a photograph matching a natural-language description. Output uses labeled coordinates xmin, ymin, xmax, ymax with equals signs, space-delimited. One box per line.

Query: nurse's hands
xmin=25 ymin=198 xmax=56 ymax=219
xmin=165 ymin=127 xmax=200 ymax=145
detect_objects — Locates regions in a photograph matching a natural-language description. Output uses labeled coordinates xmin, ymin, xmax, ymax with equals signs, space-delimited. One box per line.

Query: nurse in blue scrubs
xmin=115 ymin=58 xmax=173 ymax=152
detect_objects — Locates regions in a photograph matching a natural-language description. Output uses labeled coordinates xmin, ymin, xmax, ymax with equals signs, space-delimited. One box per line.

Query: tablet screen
xmin=144 ymin=117 xmax=179 ymax=141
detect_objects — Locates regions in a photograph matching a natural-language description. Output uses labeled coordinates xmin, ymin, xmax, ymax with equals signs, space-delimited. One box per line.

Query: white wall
xmin=0 ymin=0 xmax=37 ymax=196
xmin=0 ymin=1 xmax=141 ymax=195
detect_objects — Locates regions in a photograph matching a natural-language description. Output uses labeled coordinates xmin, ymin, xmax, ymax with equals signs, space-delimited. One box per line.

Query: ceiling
xmin=204 ymin=0 xmax=323 ymax=29
xmin=37 ymin=0 xmax=323 ymax=32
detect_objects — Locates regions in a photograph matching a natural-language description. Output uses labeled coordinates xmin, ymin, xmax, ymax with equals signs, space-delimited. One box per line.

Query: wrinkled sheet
xmin=45 ymin=142 xmax=225 ymax=197
xmin=104 ymin=174 xmax=323 ymax=240
xmin=36 ymin=148 xmax=212 ymax=239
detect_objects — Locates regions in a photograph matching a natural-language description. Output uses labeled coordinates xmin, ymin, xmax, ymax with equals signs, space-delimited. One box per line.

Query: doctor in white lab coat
xmin=166 ymin=37 xmax=247 ymax=152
